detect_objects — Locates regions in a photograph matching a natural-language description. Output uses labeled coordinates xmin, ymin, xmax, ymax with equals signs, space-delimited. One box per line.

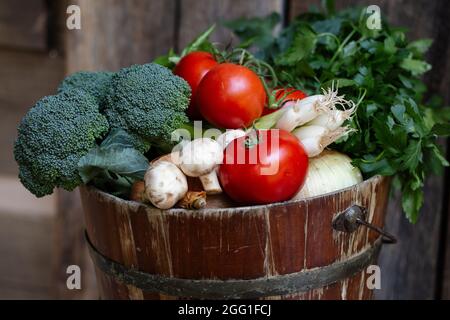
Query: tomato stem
xmin=211 ymin=46 xmax=290 ymax=112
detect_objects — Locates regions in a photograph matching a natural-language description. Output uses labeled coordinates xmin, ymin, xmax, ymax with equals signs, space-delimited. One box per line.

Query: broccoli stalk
xmin=14 ymin=90 xmax=109 ymax=197
xmin=104 ymin=63 xmax=191 ymax=153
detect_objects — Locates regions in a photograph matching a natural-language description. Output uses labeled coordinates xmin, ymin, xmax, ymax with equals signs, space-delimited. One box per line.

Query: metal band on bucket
xmin=85 ymin=232 xmax=383 ymax=299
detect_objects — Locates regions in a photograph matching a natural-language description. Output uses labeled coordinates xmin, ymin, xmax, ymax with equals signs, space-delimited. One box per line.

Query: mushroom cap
xmin=144 ymin=161 xmax=188 ymax=209
xmin=179 ymin=138 xmax=223 ymax=177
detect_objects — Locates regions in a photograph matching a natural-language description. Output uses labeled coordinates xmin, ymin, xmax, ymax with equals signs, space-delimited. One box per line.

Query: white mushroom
xmin=179 ymin=138 xmax=223 ymax=194
xmin=144 ymin=161 xmax=188 ymax=209
xmin=152 ymin=151 xmax=181 ymax=166
xmin=216 ymin=129 xmax=246 ymax=149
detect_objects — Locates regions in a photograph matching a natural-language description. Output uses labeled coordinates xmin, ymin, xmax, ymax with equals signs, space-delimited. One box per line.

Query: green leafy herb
xmin=226 ymin=4 xmax=449 ymax=222
xmin=223 ymin=13 xmax=281 ymax=56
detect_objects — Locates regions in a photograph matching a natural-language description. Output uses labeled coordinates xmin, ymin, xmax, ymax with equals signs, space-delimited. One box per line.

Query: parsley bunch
xmin=225 ymin=5 xmax=450 ymax=222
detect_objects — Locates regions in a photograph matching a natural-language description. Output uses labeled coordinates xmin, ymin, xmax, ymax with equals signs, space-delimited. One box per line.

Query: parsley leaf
xmin=226 ymin=5 xmax=449 ymax=222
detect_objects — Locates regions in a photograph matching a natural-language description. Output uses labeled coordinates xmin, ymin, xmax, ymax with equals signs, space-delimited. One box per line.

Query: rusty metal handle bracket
xmin=332 ymin=205 xmax=397 ymax=244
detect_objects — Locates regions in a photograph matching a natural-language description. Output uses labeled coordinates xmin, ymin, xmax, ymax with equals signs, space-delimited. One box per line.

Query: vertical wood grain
xmin=65 ymin=0 xmax=176 ymax=71
xmin=80 ymin=176 xmax=388 ymax=300
xmin=53 ymin=189 xmax=97 ymax=299
xmin=0 ymin=0 xmax=48 ymax=50
xmin=428 ymin=0 xmax=450 ymax=300
xmin=443 ymin=192 xmax=450 ymax=298
xmin=177 ymin=0 xmax=284 ymax=50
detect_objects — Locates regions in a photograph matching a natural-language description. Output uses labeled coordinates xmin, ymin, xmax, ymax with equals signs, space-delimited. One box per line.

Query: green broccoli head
xmin=57 ymin=71 xmax=113 ymax=107
xmin=105 ymin=63 xmax=191 ymax=153
xmin=14 ymin=90 xmax=109 ymax=197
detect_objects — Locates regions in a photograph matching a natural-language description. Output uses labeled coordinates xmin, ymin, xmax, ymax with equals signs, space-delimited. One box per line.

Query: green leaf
xmin=224 ymin=13 xmax=280 ymax=50
xmin=295 ymin=61 xmax=316 ymax=78
xmin=427 ymin=106 xmax=450 ymax=125
xmin=399 ymin=139 xmax=422 ymax=171
xmin=424 ymin=144 xmax=449 ymax=175
xmin=391 ymin=104 xmax=405 ymax=123
xmin=353 ymin=66 xmax=374 ymax=89
xmin=384 ymin=37 xmax=397 ymax=54
xmin=342 ymin=41 xmax=358 ymax=58
xmin=254 ymin=107 xmax=285 ymax=129
xmin=431 ymin=123 xmax=450 ymax=136
xmin=77 ymin=129 xmax=150 ymax=197
xmin=373 ymin=119 xmax=407 ymax=156
xmin=78 ymin=146 xmax=149 ymax=184
xmin=356 ymin=157 xmax=397 ymax=176
xmin=392 ymin=29 xmax=406 ymax=45
xmin=402 ymin=185 xmax=423 ymax=223
xmin=398 ymin=74 xmax=413 ymax=89
xmin=100 ymin=128 xmax=136 ymax=150
xmin=322 ymin=78 xmax=356 ymax=89
xmin=428 ymin=144 xmax=449 ymax=166
xmin=181 ymin=25 xmax=216 ymax=57
xmin=365 ymin=103 xmax=378 ymax=117
xmin=153 ymin=48 xmax=178 ymax=69
xmin=275 ymin=26 xmax=316 ymax=66
xmin=321 ymin=0 xmax=336 ymax=15
xmin=400 ymin=58 xmax=431 ymax=76
xmin=403 ymin=98 xmax=428 ymax=136
xmin=407 ymin=39 xmax=433 ymax=55
xmin=312 ymin=18 xmax=342 ymax=34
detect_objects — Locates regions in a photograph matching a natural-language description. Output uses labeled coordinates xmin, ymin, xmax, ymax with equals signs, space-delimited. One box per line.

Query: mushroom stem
xmin=179 ymin=138 xmax=224 ymax=195
xmin=199 ymin=169 xmax=222 ymax=194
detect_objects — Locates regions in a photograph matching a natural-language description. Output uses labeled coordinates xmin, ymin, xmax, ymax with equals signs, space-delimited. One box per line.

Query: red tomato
xmin=174 ymin=51 xmax=218 ymax=119
xmin=218 ymin=129 xmax=308 ymax=204
xmin=262 ymin=88 xmax=307 ymax=116
xmin=196 ymin=63 xmax=266 ymax=128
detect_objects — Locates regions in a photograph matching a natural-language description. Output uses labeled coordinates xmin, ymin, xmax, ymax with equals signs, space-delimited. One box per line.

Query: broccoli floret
xmin=14 ymin=90 xmax=109 ymax=197
xmin=57 ymin=71 xmax=113 ymax=107
xmin=104 ymin=63 xmax=191 ymax=153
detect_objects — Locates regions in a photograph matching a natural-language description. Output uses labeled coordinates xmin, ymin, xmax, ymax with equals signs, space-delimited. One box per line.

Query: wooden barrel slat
xmin=268 ymin=204 xmax=307 ymax=275
xmin=80 ymin=175 xmax=390 ymax=300
xmin=166 ymin=208 xmax=269 ymax=280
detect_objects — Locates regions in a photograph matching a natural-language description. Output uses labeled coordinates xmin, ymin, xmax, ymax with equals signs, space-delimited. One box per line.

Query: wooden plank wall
xmin=0 ymin=0 xmax=48 ymax=50
xmin=65 ymin=0 xmax=176 ymax=71
xmin=0 ymin=0 xmax=63 ymax=299
xmin=177 ymin=0 xmax=284 ymax=49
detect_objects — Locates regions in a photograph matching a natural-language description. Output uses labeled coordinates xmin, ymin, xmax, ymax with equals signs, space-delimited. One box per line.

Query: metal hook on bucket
xmin=332 ymin=205 xmax=397 ymax=244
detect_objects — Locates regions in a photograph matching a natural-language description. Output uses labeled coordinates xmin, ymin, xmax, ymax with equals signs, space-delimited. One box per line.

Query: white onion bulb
xmin=294 ymin=150 xmax=363 ymax=199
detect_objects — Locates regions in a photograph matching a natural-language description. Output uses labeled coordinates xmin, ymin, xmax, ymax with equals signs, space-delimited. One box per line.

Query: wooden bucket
xmin=80 ymin=175 xmax=392 ymax=300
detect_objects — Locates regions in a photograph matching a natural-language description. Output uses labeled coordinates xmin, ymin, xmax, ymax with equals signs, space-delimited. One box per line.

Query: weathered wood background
xmin=0 ymin=0 xmax=448 ymax=299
